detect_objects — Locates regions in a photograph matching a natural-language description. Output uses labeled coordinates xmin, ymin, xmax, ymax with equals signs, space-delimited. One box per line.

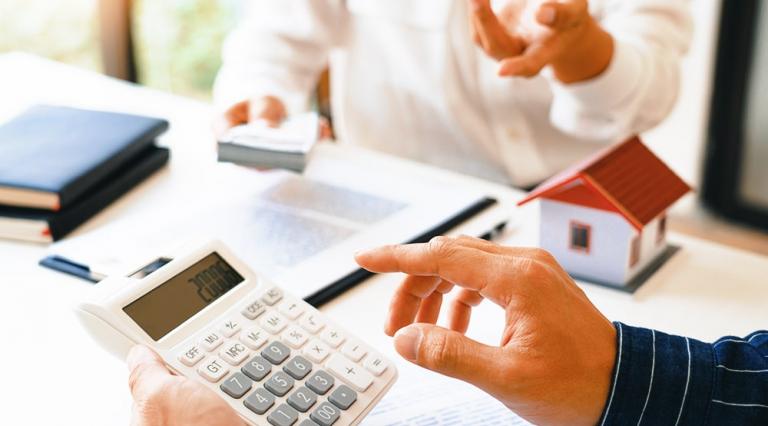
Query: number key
xmin=283 ymin=355 xmax=312 ymax=380
xmin=241 ymin=355 xmax=272 ymax=381
xmin=267 ymin=403 xmax=299 ymax=426
xmin=264 ymin=371 xmax=294 ymax=396
xmin=310 ymin=401 xmax=341 ymax=426
xmin=305 ymin=370 xmax=334 ymax=395
xmin=261 ymin=341 xmax=290 ymax=365
xmin=220 ymin=372 xmax=252 ymax=399
xmin=243 ymin=388 xmax=275 ymax=415
xmin=287 ymin=386 xmax=317 ymax=412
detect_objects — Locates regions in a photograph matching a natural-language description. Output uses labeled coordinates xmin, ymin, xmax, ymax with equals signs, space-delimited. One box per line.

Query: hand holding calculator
xmin=76 ymin=241 xmax=397 ymax=425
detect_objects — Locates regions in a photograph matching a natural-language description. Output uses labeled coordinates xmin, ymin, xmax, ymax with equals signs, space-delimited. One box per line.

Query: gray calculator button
xmin=264 ymin=371 xmax=294 ymax=396
xmin=220 ymin=372 xmax=252 ymax=399
xmin=329 ymin=385 xmax=357 ymax=410
xmin=299 ymin=420 xmax=320 ymax=426
xmin=262 ymin=287 xmax=283 ymax=305
xmin=283 ymin=355 xmax=312 ymax=380
xmin=262 ymin=341 xmax=291 ymax=364
xmin=243 ymin=388 xmax=275 ymax=415
xmin=310 ymin=401 xmax=341 ymax=426
xmin=242 ymin=300 xmax=266 ymax=319
xmin=305 ymin=370 xmax=334 ymax=395
xmin=242 ymin=355 xmax=272 ymax=381
xmin=287 ymin=386 xmax=318 ymax=412
xmin=267 ymin=403 xmax=299 ymax=426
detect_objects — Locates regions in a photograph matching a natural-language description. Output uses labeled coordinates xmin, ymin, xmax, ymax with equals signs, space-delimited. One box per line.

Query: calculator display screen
xmin=123 ymin=252 xmax=244 ymax=340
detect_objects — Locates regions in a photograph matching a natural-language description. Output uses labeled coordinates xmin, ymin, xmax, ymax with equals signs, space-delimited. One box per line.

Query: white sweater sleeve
xmin=546 ymin=0 xmax=693 ymax=142
xmin=212 ymin=0 xmax=346 ymax=114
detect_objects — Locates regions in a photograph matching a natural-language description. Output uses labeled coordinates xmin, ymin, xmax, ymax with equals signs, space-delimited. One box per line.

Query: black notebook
xmin=0 ymin=105 xmax=169 ymax=210
xmin=0 ymin=145 xmax=169 ymax=242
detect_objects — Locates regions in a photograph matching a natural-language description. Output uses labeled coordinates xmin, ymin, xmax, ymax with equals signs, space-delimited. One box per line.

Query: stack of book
xmin=217 ymin=112 xmax=319 ymax=172
xmin=0 ymin=105 xmax=170 ymax=242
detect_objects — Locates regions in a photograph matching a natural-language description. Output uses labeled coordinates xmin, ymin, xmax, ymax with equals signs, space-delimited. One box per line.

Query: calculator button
xmin=262 ymin=287 xmax=283 ymax=306
xmin=326 ymin=353 xmax=373 ymax=392
xmin=319 ymin=328 xmax=345 ymax=349
xmin=198 ymin=358 xmax=229 ymax=383
xmin=303 ymin=339 xmax=331 ymax=363
xmin=242 ymin=355 xmax=272 ymax=381
xmin=268 ymin=403 xmax=299 ymax=426
xmin=240 ymin=327 xmax=268 ymax=350
xmin=220 ymin=372 xmax=252 ymax=399
xmin=244 ymin=388 xmax=275 ymax=415
xmin=305 ymin=370 xmax=334 ymax=395
xmin=340 ymin=340 xmax=367 ymax=362
xmin=287 ymin=386 xmax=318 ymax=412
xmin=262 ymin=341 xmax=291 ymax=365
xmin=242 ymin=300 xmax=267 ymax=320
xmin=299 ymin=314 xmax=325 ymax=334
xmin=220 ymin=341 xmax=249 ymax=366
xmin=281 ymin=325 xmax=309 ymax=349
xmin=363 ymin=353 xmax=388 ymax=376
xmin=283 ymin=355 xmax=313 ymax=380
xmin=178 ymin=344 xmax=205 ymax=367
xmin=329 ymin=385 xmax=357 ymax=410
xmin=261 ymin=312 xmax=289 ymax=334
xmin=299 ymin=420 xmax=320 ymax=426
xmin=264 ymin=371 xmax=294 ymax=397
xmin=278 ymin=300 xmax=304 ymax=320
xmin=200 ymin=331 xmax=224 ymax=352
xmin=220 ymin=319 xmax=242 ymax=337
xmin=310 ymin=401 xmax=341 ymax=426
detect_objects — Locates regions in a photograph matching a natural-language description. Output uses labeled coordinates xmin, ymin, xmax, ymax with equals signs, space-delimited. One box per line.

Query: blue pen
xmin=39 ymin=255 xmax=107 ymax=283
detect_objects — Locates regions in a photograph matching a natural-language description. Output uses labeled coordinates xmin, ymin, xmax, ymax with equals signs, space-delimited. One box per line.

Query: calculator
xmin=76 ymin=240 xmax=397 ymax=425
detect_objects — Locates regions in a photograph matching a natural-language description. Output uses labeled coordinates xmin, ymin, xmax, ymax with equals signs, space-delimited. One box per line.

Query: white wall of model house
xmin=538 ymin=199 xmax=668 ymax=286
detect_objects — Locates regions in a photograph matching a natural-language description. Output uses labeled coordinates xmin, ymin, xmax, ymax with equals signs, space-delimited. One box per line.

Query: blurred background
xmin=2 ymin=0 xmax=766 ymax=253
xmin=0 ymin=0 xmax=238 ymax=99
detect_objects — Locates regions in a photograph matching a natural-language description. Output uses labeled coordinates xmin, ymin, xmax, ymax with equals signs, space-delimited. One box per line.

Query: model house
xmin=517 ymin=137 xmax=691 ymax=287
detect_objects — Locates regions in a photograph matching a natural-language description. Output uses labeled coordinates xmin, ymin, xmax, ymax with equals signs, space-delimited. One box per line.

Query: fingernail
xmin=394 ymin=326 xmax=422 ymax=362
xmin=538 ymin=5 xmax=557 ymax=25
xmin=126 ymin=345 xmax=155 ymax=370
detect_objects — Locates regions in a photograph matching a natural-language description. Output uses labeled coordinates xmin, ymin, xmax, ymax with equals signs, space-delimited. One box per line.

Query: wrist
xmin=551 ymin=18 xmax=614 ymax=84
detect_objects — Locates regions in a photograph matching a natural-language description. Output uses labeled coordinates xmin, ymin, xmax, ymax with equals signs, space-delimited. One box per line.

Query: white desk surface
xmin=1 ymin=53 xmax=767 ymax=425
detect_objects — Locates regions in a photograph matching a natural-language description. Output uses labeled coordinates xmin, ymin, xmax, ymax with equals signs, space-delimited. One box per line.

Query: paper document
xmin=51 ymin=150 xmax=497 ymax=299
xmin=365 ymin=362 xmax=530 ymax=425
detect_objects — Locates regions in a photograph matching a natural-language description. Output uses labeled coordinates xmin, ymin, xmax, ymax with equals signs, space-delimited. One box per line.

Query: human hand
xmin=355 ymin=236 xmax=617 ymax=426
xmin=469 ymin=0 xmax=614 ymax=83
xmin=127 ymin=345 xmax=245 ymax=426
xmin=214 ymin=95 xmax=332 ymax=139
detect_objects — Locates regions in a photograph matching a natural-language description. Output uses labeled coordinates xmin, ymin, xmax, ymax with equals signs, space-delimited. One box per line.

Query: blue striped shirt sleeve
xmin=598 ymin=323 xmax=768 ymax=425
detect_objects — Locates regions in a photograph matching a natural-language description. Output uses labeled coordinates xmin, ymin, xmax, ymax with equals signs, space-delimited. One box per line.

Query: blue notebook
xmin=0 ymin=105 xmax=168 ymax=210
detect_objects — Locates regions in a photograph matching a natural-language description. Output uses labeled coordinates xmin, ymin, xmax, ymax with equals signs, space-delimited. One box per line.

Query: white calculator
xmin=76 ymin=240 xmax=397 ymax=426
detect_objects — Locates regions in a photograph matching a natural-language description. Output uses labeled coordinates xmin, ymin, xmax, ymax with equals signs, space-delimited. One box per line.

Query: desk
xmin=1 ymin=54 xmax=767 ymax=425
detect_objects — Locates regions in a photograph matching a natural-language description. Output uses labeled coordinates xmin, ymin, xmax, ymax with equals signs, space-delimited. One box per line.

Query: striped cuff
xmin=598 ymin=323 xmax=715 ymax=426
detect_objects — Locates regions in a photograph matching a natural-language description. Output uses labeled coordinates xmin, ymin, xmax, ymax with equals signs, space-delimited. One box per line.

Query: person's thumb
xmin=127 ymin=345 xmax=173 ymax=400
xmin=394 ymin=324 xmax=506 ymax=390
xmin=536 ymin=0 xmax=589 ymax=30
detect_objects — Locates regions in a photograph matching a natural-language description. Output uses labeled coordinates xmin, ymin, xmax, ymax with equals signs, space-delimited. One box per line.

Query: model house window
xmin=657 ymin=215 xmax=667 ymax=245
xmin=569 ymin=222 xmax=591 ymax=252
xmin=630 ymin=234 xmax=641 ymax=267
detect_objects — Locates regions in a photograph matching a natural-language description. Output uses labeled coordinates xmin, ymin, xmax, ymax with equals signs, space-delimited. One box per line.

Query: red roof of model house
xmin=517 ymin=137 xmax=691 ymax=231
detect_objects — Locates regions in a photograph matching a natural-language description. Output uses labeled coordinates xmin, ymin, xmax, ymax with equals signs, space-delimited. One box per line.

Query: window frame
xmin=569 ymin=221 xmax=592 ymax=254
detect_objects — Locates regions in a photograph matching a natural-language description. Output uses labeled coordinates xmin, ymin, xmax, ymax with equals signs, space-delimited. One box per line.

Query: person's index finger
xmin=355 ymin=238 xmax=494 ymax=289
